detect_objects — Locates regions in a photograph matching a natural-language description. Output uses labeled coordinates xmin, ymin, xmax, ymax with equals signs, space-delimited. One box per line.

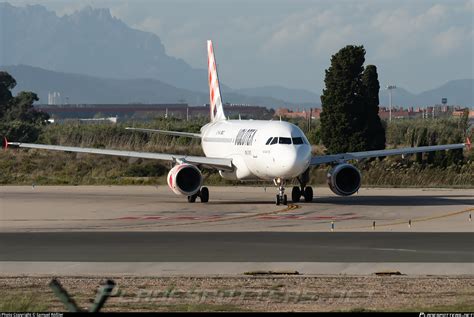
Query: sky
xmin=8 ymin=0 xmax=474 ymax=93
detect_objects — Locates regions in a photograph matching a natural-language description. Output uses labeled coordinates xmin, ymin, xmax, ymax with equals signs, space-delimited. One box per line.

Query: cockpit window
xmin=268 ymin=137 xmax=304 ymax=145
xmin=292 ymin=137 xmax=304 ymax=145
xmin=279 ymin=137 xmax=292 ymax=144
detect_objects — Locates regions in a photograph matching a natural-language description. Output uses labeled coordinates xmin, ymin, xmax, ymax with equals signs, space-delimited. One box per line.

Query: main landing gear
xmin=291 ymin=168 xmax=313 ymax=203
xmin=187 ymin=187 xmax=209 ymax=203
xmin=291 ymin=185 xmax=313 ymax=203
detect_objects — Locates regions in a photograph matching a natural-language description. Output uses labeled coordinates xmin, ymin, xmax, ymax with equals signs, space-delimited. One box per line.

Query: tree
xmin=7 ymin=92 xmax=49 ymax=123
xmin=415 ymin=127 xmax=428 ymax=164
xmin=320 ymin=45 xmax=368 ymax=153
xmin=459 ymin=108 xmax=469 ymax=135
xmin=0 ymin=72 xmax=17 ymax=118
xmin=362 ymin=65 xmax=386 ymax=150
xmin=0 ymin=72 xmax=49 ymax=142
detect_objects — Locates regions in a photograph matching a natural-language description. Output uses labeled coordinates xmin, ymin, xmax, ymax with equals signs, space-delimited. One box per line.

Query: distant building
xmin=47 ymin=92 xmax=61 ymax=105
xmin=452 ymin=109 xmax=474 ymax=118
xmin=378 ymin=105 xmax=473 ymax=120
xmin=275 ymin=108 xmax=321 ymax=119
xmin=378 ymin=107 xmax=410 ymax=120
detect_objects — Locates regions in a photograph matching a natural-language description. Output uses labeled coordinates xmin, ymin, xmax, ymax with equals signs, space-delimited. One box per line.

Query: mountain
xmin=235 ymin=80 xmax=474 ymax=108
xmin=0 ymin=2 xmax=208 ymax=92
xmin=378 ymin=87 xmax=416 ymax=108
xmin=2 ymin=65 xmax=472 ymax=109
xmin=2 ymin=65 xmax=205 ymax=104
xmin=1 ymin=65 xmax=293 ymax=107
xmin=0 ymin=2 xmax=321 ymax=106
xmin=378 ymin=79 xmax=473 ymax=107
xmin=414 ymin=79 xmax=473 ymax=107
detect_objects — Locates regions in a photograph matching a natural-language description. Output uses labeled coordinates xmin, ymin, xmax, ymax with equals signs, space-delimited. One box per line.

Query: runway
xmin=1 ymin=186 xmax=473 ymax=232
xmin=1 ymin=232 xmax=472 ymax=262
xmin=1 ymin=186 xmax=472 ymax=275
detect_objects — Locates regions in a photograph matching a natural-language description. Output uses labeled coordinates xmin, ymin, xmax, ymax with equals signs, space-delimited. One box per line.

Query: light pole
xmin=386 ymin=85 xmax=397 ymax=122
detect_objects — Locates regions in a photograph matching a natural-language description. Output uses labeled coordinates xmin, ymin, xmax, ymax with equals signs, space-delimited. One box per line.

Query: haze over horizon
xmin=4 ymin=0 xmax=473 ymax=95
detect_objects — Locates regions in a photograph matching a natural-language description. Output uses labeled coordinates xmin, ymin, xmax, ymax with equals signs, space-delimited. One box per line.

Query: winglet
xmin=466 ymin=137 xmax=471 ymax=151
xmin=2 ymin=136 xmax=7 ymax=150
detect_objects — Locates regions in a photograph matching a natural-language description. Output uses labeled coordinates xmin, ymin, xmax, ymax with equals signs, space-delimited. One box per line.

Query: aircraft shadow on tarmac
xmin=142 ymin=194 xmax=473 ymax=207
xmin=192 ymin=194 xmax=473 ymax=207
xmin=312 ymin=194 xmax=474 ymax=207
xmin=207 ymin=200 xmax=277 ymax=205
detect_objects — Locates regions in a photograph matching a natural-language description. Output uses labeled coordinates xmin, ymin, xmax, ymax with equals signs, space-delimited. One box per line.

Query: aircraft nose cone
xmin=277 ymin=145 xmax=311 ymax=177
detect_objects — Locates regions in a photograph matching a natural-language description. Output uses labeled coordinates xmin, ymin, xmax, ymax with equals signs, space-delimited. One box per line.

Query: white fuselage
xmin=200 ymin=120 xmax=312 ymax=181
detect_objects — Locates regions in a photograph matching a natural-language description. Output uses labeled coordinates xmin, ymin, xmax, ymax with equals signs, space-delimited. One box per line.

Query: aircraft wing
xmin=310 ymin=139 xmax=470 ymax=166
xmin=7 ymin=142 xmax=233 ymax=171
xmin=125 ymin=127 xmax=201 ymax=138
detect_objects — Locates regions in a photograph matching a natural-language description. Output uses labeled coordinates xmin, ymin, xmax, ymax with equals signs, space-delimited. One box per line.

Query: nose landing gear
xmin=274 ymin=178 xmax=288 ymax=206
xmin=273 ymin=173 xmax=313 ymax=205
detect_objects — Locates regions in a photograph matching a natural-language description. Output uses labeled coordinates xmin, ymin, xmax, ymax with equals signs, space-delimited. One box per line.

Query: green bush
xmin=125 ymin=161 xmax=167 ymax=177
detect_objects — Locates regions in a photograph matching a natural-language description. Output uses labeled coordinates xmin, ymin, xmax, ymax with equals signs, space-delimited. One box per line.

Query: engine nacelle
xmin=167 ymin=163 xmax=202 ymax=196
xmin=327 ymin=163 xmax=361 ymax=196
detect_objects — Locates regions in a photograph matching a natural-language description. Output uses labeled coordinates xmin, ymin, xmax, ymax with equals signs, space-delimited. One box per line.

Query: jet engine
xmin=327 ymin=163 xmax=361 ymax=196
xmin=167 ymin=163 xmax=202 ymax=196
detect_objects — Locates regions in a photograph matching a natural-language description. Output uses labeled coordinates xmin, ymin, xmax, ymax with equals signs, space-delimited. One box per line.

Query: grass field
xmin=1 ymin=276 xmax=472 ymax=312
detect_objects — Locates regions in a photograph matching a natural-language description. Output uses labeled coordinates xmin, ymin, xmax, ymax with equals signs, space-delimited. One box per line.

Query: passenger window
xmin=265 ymin=137 xmax=273 ymax=145
xmin=279 ymin=137 xmax=292 ymax=144
xmin=292 ymin=137 xmax=303 ymax=145
xmin=270 ymin=137 xmax=278 ymax=145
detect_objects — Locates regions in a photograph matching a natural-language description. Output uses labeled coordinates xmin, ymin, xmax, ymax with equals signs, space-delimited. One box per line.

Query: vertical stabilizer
xmin=207 ymin=40 xmax=226 ymax=122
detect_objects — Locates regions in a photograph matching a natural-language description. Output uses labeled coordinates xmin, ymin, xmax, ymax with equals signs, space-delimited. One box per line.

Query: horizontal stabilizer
xmin=125 ymin=127 xmax=201 ymax=138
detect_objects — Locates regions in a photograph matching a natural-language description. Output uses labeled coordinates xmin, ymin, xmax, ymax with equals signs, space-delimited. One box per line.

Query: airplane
xmin=4 ymin=40 xmax=471 ymax=205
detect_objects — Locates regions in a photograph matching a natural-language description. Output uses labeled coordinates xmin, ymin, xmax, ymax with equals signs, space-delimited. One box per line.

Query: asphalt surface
xmin=2 ymin=186 xmax=473 ymax=232
xmin=0 ymin=232 xmax=472 ymax=262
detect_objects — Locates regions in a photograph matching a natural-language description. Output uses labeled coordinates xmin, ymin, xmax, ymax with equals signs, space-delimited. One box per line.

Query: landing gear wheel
xmin=276 ymin=194 xmax=287 ymax=205
xmin=187 ymin=194 xmax=197 ymax=203
xmin=304 ymin=186 xmax=313 ymax=202
xmin=200 ymin=187 xmax=209 ymax=203
xmin=291 ymin=186 xmax=301 ymax=203
xmin=273 ymin=178 xmax=287 ymax=205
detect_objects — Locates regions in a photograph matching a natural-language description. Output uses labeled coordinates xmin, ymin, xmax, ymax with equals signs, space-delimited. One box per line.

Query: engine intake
xmin=327 ymin=163 xmax=361 ymax=196
xmin=167 ymin=163 xmax=202 ymax=196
